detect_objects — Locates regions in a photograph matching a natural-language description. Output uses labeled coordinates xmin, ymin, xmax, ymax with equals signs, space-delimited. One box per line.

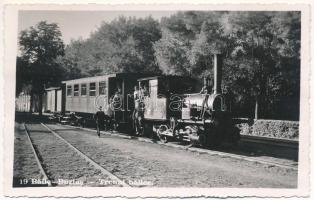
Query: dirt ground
xmin=13 ymin=123 xmax=43 ymax=186
xmin=13 ymin=116 xmax=298 ymax=188
xmin=13 ymin=123 xmax=118 ymax=187
xmin=40 ymin=123 xmax=298 ymax=188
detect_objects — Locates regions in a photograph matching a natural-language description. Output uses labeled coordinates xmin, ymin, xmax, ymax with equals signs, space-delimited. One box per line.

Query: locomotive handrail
xmin=182 ymin=93 xmax=207 ymax=97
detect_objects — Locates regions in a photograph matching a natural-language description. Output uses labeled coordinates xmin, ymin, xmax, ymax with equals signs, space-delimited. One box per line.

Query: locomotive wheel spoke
xmin=158 ymin=135 xmax=168 ymax=143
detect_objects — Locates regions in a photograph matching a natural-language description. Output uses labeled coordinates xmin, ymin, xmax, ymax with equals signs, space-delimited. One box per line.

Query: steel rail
xmin=23 ymin=123 xmax=52 ymax=186
xmin=240 ymin=135 xmax=298 ymax=149
xmin=41 ymin=123 xmax=130 ymax=187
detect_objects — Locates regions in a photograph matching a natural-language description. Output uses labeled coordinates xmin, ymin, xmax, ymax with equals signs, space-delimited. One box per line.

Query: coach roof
xmin=137 ymin=75 xmax=194 ymax=81
xmin=62 ymin=73 xmax=146 ymax=84
xmin=45 ymin=87 xmax=61 ymax=91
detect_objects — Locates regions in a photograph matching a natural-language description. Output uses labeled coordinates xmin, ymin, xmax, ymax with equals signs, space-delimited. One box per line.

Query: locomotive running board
xmin=177 ymin=119 xmax=212 ymax=124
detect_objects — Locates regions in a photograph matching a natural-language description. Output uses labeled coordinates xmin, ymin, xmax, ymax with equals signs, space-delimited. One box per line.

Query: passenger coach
xmin=62 ymin=73 xmax=148 ymax=129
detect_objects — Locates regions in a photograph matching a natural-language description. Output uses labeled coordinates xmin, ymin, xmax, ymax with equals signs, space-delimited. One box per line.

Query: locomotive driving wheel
xmin=157 ymin=125 xmax=169 ymax=143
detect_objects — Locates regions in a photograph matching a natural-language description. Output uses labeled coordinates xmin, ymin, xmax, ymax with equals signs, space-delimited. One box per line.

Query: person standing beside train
xmin=139 ymin=84 xmax=148 ymax=100
xmin=94 ymin=106 xmax=105 ymax=137
xmin=199 ymin=77 xmax=211 ymax=119
xmin=133 ymin=85 xmax=140 ymax=107
xmin=132 ymin=86 xmax=140 ymax=130
xmin=200 ymin=77 xmax=211 ymax=94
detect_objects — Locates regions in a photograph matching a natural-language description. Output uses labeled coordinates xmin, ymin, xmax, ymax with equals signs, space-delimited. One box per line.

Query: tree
xmin=155 ymin=11 xmax=300 ymax=120
xmin=154 ymin=29 xmax=191 ymax=75
xmin=221 ymin=11 xmax=300 ymax=119
xmin=60 ymin=16 xmax=162 ymax=77
xmin=189 ymin=20 xmax=228 ymax=80
xmin=49 ymin=12 xmax=300 ymax=120
xmin=16 ymin=57 xmax=30 ymax=96
xmin=154 ymin=12 xmax=197 ymax=77
xmin=19 ymin=21 xmax=65 ymax=114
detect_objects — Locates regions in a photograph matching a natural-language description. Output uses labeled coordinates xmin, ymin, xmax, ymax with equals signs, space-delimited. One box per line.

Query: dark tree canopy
xmin=19 ymin=21 xmax=64 ymax=65
xmin=18 ymin=21 xmax=65 ymax=114
xmin=154 ymin=11 xmax=300 ymax=120
xmin=19 ymin=12 xmax=300 ymax=120
xmin=59 ymin=16 xmax=162 ymax=78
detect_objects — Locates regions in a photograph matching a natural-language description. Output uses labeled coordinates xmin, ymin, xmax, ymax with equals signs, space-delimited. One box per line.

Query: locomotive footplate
xmin=177 ymin=119 xmax=213 ymax=125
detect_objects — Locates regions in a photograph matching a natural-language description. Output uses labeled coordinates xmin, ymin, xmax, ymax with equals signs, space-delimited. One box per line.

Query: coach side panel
xmin=65 ymin=77 xmax=107 ymax=114
xmin=47 ymin=90 xmax=56 ymax=112
xmin=56 ymin=89 xmax=62 ymax=112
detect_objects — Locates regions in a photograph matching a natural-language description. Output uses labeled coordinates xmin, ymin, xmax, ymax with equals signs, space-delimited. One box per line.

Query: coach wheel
xmin=113 ymin=121 xmax=119 ymax=131
xmin=158 ymin=134 xmax=168 ymax=143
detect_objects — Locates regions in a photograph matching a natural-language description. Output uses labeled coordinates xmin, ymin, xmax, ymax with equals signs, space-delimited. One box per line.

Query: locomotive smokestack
xmin=213 ymin=53 xmax=222 ymax=94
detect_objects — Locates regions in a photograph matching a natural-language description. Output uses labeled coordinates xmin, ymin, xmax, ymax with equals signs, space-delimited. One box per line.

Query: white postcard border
xmin=1 ymin=2 xmax=311 ymax=198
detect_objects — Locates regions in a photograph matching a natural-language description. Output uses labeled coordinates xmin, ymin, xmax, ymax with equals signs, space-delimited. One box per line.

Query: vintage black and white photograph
xmin=2 ymin=3 xmax=311 ymax=198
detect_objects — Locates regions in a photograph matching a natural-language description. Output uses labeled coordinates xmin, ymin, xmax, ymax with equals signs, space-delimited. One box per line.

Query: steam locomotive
xmin=44 ymin=54 xmax=240 ymax=147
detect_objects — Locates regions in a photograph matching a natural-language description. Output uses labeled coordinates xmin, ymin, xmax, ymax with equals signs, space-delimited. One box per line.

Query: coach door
xmin=98 ymin=79 xmax=108 ymax=112
xmin=108 ymin=77 xmax=123 ymax=117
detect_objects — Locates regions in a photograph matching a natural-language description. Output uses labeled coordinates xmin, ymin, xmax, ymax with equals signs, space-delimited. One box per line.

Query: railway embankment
xmin=236 ymin=119 xmax=299 ymax=140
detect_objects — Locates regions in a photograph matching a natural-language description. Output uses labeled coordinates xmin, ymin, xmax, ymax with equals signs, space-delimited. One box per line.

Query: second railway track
xmin=23 ymin=123 xmax=130 ymax=187
xmin=240 ymin=134 xmax=298 ymax=149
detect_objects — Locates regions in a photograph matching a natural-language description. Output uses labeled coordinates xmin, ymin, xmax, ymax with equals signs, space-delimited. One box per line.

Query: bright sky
xmin=18 ymin=10 xmax=176 ymax=44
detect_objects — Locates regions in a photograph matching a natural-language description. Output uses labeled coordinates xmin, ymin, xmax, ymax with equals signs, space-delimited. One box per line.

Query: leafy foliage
xmin=18 ymin=21 xmax=65 ymax=113
xmin=19 ymin=12 xmax=300 ymax=120
xmin=154 ymin=11 xmax=300 ymax=120
xmin=59 ymin=16 xmax=162 ymax=78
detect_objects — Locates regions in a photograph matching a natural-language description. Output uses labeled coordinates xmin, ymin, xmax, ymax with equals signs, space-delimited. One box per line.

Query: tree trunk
xmin=29 ymin=91 xmax=33 ymax=113
xmin=38 ymin=93 xmax=43 ymax=116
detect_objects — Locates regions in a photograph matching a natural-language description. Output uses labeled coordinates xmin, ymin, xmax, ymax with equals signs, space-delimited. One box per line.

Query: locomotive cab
xmin=137 ymin=76 xmax=196 ymax=121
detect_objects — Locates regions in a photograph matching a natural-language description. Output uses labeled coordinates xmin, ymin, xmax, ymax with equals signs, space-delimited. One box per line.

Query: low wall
xmin=236 ymin=119 xmax=299 ymax=140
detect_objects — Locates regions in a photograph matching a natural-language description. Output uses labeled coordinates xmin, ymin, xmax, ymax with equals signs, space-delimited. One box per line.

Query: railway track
xmin=23 ymin=123 xmax=130 ymax=187
xmin=23 ymin=123 xmax=51 ymax=186
xmin=240 ymin=134 xmax=298 ymax=149
xmin=14 ymin=120 xmax=299 ymax=187
xmin=59 ymin=123 xmax=298 ymax=170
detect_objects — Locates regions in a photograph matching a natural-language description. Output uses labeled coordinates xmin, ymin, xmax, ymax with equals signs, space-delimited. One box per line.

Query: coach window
xmin=89 ymin=82 xmax=96 ymax=96
xmin=74 ymin=84 xmax=79 ymax=96
xmin=67 ymin=85 xmax=72 ymax=96
xmin=99 ymin=81 xmax=107 ymax=95
xmin=81 ymin=84 xmax=87 ymax=96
